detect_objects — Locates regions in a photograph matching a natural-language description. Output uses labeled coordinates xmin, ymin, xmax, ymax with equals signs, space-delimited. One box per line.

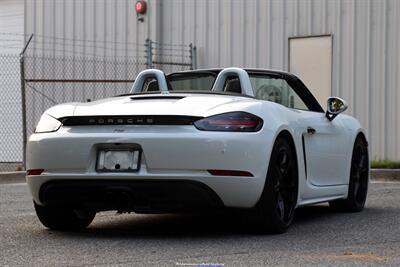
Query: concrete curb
xmin=0 ymin=171 xmax=26 ymax=184
xmin=370 ymin=169 xmax=400 ymax=182
xmin=0 ymin=169 xmax=399 ymax=184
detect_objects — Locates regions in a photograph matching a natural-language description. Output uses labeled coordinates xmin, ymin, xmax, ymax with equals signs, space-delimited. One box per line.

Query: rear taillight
xmin=26 ymin=169 xmax=44 ymax=176
xmin=194 ymin=112 xmax=263 ymax=132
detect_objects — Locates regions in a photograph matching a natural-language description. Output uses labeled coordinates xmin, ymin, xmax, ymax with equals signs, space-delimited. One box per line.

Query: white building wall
xmin=24 ymin=0 xmax=400 ymax=161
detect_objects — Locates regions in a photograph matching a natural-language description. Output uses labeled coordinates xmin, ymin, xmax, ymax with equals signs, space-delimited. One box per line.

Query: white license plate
xmin=96 ymin=149 xmax=140 ymax=172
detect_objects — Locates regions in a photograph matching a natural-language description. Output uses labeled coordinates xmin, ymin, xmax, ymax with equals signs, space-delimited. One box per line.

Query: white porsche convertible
xmin=26 ymin=67 xmax=369 ymax=233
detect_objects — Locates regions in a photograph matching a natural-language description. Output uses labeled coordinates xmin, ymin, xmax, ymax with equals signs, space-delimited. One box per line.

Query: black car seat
xmin=146 ymin=80 xmax=159 ymax=91
xmin=223 ymin=77 xmax=242 ymax=94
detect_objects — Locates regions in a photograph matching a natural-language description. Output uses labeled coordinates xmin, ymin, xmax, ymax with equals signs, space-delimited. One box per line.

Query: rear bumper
xmin=27 ymin=125 xmax=274 ymax=208
xmin=27 ymin=172 xmax=267 ymax=208
xmin=38 ymin=179 xmax=224 ymax=213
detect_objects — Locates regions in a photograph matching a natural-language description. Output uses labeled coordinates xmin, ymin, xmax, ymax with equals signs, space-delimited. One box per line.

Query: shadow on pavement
xmin=36 ymin=204 xmax=385 ymax=240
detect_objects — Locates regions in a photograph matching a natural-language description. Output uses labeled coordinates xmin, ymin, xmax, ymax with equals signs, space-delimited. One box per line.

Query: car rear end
xmin=27 ymin=97 xmax=273 ymax=213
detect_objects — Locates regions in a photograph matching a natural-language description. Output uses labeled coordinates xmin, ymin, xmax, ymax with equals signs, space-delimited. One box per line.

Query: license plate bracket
xmin=96 ymin=149 xmax=141 ymax=172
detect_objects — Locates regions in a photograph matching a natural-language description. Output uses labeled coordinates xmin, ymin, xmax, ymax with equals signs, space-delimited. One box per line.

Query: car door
xmin=248 ymin=71 xmax=349 ymax=186
xmin=297 ymin=110 xmax=349 ymax=186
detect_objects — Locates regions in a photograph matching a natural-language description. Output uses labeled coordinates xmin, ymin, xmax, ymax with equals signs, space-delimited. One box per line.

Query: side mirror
xmin=326 ymin=97 xmax=348 ymax=121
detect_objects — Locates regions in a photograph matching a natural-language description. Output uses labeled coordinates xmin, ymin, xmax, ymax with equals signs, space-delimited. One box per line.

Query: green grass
xmin=371 ymin=160 xmax=400 ymax=169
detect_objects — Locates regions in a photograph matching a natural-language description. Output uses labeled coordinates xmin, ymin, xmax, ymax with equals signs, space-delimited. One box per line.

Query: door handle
xmin=307 ymin=127 xmax=316 ymax=135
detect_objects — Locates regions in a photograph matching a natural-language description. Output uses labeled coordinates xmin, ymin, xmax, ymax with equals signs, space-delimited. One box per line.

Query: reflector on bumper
xmin=208 ymin=169 xmax=253 ymax=177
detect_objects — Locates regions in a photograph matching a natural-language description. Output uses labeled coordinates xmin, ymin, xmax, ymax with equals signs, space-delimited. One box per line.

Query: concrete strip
xmin=0 ymin=169 xmax=400 ymax=184
xmin=0 ymin=171 xmax=26 ymax=184
xmin=0 ymin=162 xmax=23 ymax=172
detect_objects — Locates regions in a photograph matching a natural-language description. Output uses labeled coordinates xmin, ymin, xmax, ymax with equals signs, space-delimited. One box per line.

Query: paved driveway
xmin=1 ymin=182 xmax=399 ymax=266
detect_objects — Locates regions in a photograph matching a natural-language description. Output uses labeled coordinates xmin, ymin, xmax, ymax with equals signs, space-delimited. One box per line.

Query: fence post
xmin=189 ymin=43 xmax=197 ymax=70
xmin=145 ymin=38 xmax=153 ymax=69
xmin=19 ymin=34 xmax=33 ymax=170
xmin=19 ymin=54 xmax=27 ymax=170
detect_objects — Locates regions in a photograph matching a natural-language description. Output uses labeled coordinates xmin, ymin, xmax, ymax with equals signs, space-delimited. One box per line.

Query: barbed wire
xmin=22 ymin=46 xmax=144 ymax=60
xmin=152 ymin=41 xmax=188 ymax=48
xmin=0 ymin=32 xmax=194 ymax=48
xmin=27 ymin=39 xmax=145 ymax=54
xmin=23 ymin=54 xmax=147 ymax=66
xmin=33 ymin=33 xmax=142 ymax=47
xmin=0 ymin=32 xmax=142 ymax=47
xmin=0 ymin=39 xmax=24 ymax=42
xmin=152 ymin=47 xmax=191 ymax=53
xmin=0 ymin=32 xmax=194 ymax=61
xmin=0 ymin=32 xmax=25 ymax=37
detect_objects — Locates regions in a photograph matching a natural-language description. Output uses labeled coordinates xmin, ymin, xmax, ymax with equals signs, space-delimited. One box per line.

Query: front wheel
xmin=34 ymin=202 xmax=96 ymax=231
xmin=251 ymin=136 xmax=298 ymax=234
xmin=329 ymin=136 xmax=369 ymax=212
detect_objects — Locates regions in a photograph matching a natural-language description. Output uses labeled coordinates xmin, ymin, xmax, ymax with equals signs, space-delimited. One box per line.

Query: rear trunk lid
xmin=72 ymin=93 xmax=255 ymax=117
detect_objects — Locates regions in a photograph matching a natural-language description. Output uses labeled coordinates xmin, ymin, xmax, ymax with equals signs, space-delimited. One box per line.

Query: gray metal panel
xmin=24 ymin=0 xmax=150 ymax=58
xmin=24 ymin=0 xmax=400 ymax=160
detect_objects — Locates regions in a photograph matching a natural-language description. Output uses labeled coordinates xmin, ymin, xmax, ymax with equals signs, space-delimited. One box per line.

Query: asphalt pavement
xmin=1 ymin=182 xmax=400 ymax=266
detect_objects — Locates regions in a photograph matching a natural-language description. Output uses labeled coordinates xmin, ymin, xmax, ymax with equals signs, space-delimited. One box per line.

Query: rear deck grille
xmin=60 ymin=115 xmax=202 ymax=126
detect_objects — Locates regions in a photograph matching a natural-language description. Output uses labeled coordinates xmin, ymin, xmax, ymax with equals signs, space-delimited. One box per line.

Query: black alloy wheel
xmin=252 ymin=136 xmax=298 ymax=234
xmin=274 ymin=145 xmax=297 ymax=224
xmin=329 ymin=136 xmax=369 ymax=212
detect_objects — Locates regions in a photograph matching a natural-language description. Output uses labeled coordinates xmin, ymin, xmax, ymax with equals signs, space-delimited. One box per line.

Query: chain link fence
xmin=0 ymin=54 xmax=23 ymax=171
xmin=0 ymin=36 xmax=196 ymax=171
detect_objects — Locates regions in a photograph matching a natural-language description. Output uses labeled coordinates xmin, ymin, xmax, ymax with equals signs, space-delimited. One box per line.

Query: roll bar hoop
xmin=211 ymin=67 xmax=254 ymax=97
xmin=130 ymin=69 xmax=169 ymax=93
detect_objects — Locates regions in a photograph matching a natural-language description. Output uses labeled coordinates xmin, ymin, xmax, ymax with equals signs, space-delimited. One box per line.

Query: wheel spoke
xmin=359 ymin=155 xmax=368 ymax=174
xmin=281 ymin=177 xmax=296 ymax=190
xmin=276 ymin=192 xmax=285 ymax=220
xmin=353 ymin=180 xmax=360 ymax=197
xmin=273 ymin=167 xmax=282 ymax=192
xmin=351 ymin=162 xmax=359 ymax=172
xmin=278 ymin=149 xmax=290 ymax=177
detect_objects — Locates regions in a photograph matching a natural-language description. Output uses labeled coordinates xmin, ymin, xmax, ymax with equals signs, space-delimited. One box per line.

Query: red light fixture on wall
xmin=135 ymin=0 xmax=147 ymax=15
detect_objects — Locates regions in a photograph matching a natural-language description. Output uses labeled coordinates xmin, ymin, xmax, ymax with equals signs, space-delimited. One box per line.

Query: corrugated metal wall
xmin=25 ymin=0 xmax=400 ymax=161
xmin=24 ymin=0 xmax=154 ymax=58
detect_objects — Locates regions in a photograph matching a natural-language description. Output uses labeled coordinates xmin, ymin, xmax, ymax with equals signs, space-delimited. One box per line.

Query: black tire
xmin=34 ymin=202 xmax=96 ymax=231
xmin=252 ymin=136 xmax=298 ymax=234
xmin=329 ymin=136 xmax=369 ymax=212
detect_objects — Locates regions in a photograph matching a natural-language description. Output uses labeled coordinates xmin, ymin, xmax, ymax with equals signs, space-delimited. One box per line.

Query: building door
xmin=289 ymin=35 xmax=332 ymax=108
